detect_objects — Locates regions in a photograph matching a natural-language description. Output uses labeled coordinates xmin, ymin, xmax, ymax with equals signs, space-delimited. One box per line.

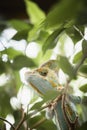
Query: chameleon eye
xmin=39 ymin=69 xmax=48 ymax=76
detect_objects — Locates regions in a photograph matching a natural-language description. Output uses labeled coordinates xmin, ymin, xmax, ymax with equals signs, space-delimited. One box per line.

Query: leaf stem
xmin=30 ymin=117 xmax=46 ymax=130
xmin=73 ymin=25 xmax=84 ymax=38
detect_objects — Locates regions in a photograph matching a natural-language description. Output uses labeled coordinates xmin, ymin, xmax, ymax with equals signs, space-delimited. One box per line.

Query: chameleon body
xmin=46 ymin=95 xmax=79 ymax=130
xmin=24 ymin=60 xmax=79 ymax=130
xmin=54 ymin=96 xmax=69 ymax=130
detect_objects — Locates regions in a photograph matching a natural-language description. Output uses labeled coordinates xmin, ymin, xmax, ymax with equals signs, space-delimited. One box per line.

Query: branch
xmin=25 ymin=103 xmax=51 ymax=120
xmin=15 ymin=109 xmax=26 ymax=130
xmin=13 ymin=104 xmax=51 ymax=130
xmin=0 ymin=117 xmax=15 ymax=130
xmin=30 ymin=117 xmax=46 ymax=130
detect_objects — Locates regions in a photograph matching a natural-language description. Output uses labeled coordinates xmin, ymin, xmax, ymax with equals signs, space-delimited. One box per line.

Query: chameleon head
xmin=24 ymin=60 xmax=64 ymax=95
xmin=25 ymin=66 xmax=59 ymax=95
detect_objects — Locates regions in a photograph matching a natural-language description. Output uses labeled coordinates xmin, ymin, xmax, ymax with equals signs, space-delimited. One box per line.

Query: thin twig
xmin=0 ymin=117 xmax=15 ymax=130
xmin=14 ymin=103 xmax=51 ymax=130
xmin=26 ymin=103 xmax=51 ymax=119
xmin=30 ymin=117 xmax=46 ymax=130
xmin=15 ymin=109 xmax=26 ymax=130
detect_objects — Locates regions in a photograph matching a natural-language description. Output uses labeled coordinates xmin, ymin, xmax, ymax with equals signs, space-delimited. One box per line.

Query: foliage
xmin=0 ymin=0 xmax=87 ymax=130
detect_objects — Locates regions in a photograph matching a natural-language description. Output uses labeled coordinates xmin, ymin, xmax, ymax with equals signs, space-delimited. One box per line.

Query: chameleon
xmin=25 ymin=60 xmax=63 ymax=95
xmin=24 ymin=60 xmax=79 ymax=130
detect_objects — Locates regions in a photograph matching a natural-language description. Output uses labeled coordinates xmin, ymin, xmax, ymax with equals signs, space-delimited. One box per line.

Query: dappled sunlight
xmin=0 ymin=28 xmax=27 ymax=52
xmin=5 ymin=114 xmax=15 ymax=130
xmin=84 ymin=27 xmax=87 ymax=40
xmin=10 ymin=85 xmax=38 ymax=114
xmin=51 ymin=33 xmax=74 ymax=59
xmin=1 ymin=28 xmax=17 ymax=40
xmin=0 ymin=74 xmax=10 ymax=87
xmin=19 ymin=67 xmax=31 ymax=84
xmin=26 ymin=42 xmax=41 ymax=58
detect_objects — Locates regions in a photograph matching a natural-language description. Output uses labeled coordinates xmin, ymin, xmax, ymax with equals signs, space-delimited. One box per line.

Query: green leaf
xmin=35 ymin=30 xmax=49 ymax=44
xmin=43 ymin=90 xmax=60 ymax=102
xmin=77 ymin=5 xmax=87 ymax=25
xmin=30 ymin=100 xmax=45 ymax=110
xmin=79 ymin=64 xmax=87 ymax=75
xmin=35 ymin=50 xmax=52 ymax=65
xmin=81 ymin=105 xmax=87 ymax=123
xmin=2 ymin=48 xmax=22 ymax=59
xmin=64 ymin=20 xmax=75 ymax=28
xmin=28 ymin=27 xmax=49 ymax=43
xmin=0 ymin=58 xmax=6 ymax=74
xmin=27 ymin=22 xmax=44 ymax=42
xmin=76 ymin=121 xmax=87 ymax=130
xmin=82 ymin=39 xmax=87 ymax=56
xmin=25 ymin=0 xmax=45 ymax=24
xmin=12 ymin=55 xmax=37 ymax=70
xmin=0 ymin=58 xmax=10 ymax=74
xmin=42 ymin=28 xmax=64 ymax=53
xmin=28 ymin=114 xmax=56 ymax=130
xmin=14 ymin=71 xmax=22 ymax=90
xmin=8 ymin=19 xmax=32 ymax=31
xmin=12 ymin=29 xmax=29 ymax=40
xmin=80 ymin=84 xmax=87 ymax=93
xmin=44 ymin=0 xmax=82 ymax=29
xmin=0 ymin=87 xmax=13 ymax=117
xmin=57 ymin=55 xmax=76 ymax=79
xmin=39 ymin=118 xmax=57 ymax=130
xmin=73 ymin=51 xmax=83 ymax=64
xmin=66 ymin=26 xmax=83 ymax=44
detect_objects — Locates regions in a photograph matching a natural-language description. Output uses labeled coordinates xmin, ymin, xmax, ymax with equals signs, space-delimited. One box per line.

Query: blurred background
xmin=1 ymin=0 xmax=87 ymax=130
xmin=0 ymin=0 xmax=58 ymax=20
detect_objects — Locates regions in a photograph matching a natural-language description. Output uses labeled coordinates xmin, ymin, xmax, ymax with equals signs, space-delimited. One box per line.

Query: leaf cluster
xmin=0 ymin=0 xmax=87 ymax=129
